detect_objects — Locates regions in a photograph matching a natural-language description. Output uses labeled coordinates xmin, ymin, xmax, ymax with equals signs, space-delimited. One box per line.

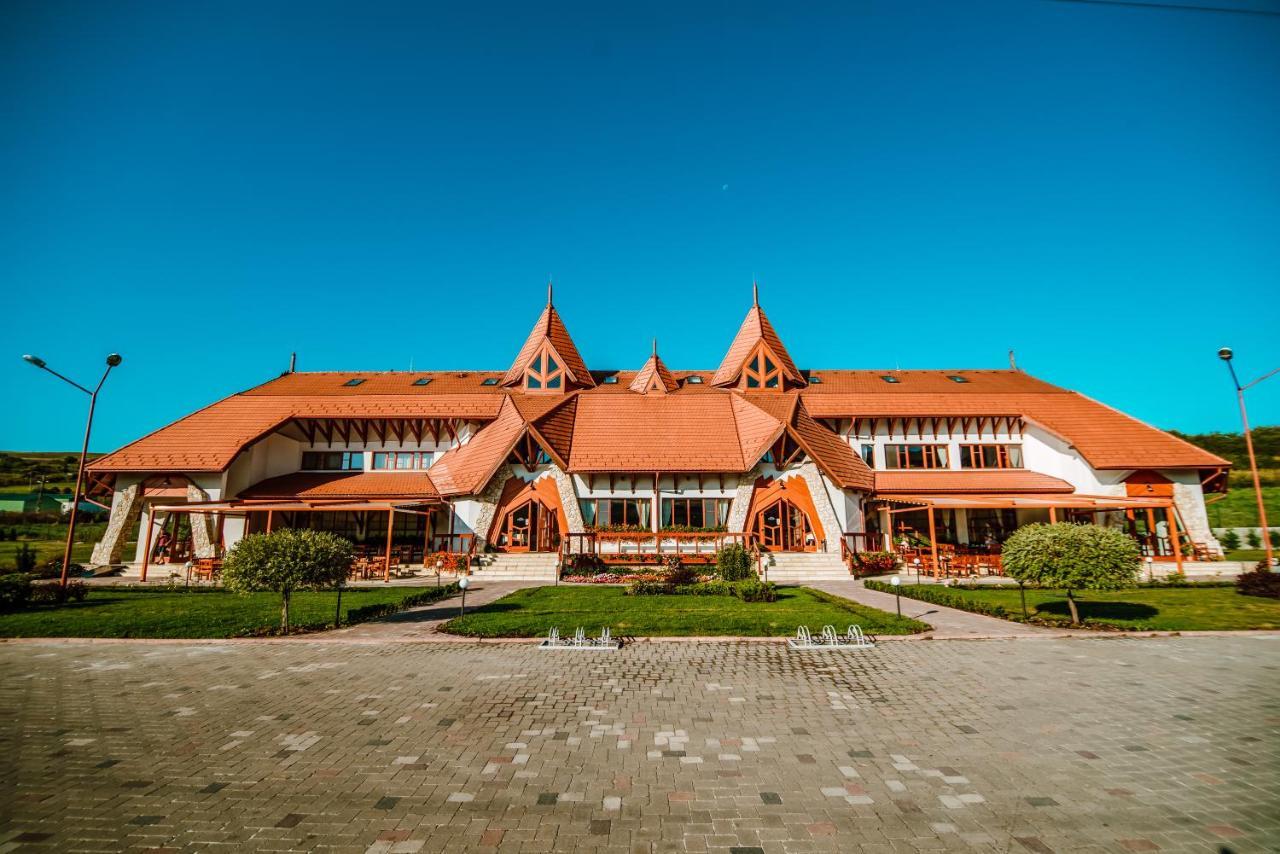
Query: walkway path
xmin=810 ymin=578 xmax=1068 ymax=638
xmin=330 ymin=579 xmax=538 ymax=641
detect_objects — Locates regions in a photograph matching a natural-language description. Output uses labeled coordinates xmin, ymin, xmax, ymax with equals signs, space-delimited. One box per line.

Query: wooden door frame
xmin=488 ymin=476 xmax=568 ymax=553
xmin=746 ymin=476 xmax=824 ymax=552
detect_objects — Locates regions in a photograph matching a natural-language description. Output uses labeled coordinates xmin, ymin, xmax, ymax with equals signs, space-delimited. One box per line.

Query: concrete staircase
xmin=761 ymin=551 xmax=852 ymax=583
xmin=471 ymin=552 xmax=559 ymax=582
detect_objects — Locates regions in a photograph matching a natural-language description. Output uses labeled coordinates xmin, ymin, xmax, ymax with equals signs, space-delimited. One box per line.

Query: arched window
xmin=742 ymin=344 xmax=782 ymax=390
xmin=525 ymin=343 xmax=564 ymax=391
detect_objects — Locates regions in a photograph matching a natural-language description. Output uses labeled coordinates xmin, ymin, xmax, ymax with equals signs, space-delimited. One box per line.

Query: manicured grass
xmin=0 ymin=585 xmax=446 ymax=639
xmin=1226 ymin=549 xmax=1268 ymax=563
xmin=891 ymin=583 xmax=1280 ymax=632
xmin=0 ymin=537 xmax=107 ymax=569
xmin=442 ymin=585 xmax=930 ymax=637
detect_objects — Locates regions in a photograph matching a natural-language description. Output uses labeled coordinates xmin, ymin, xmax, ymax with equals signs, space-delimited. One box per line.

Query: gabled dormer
xmin=630 ymin=340 xmax=678 ymax=395
xmin=501 ymin=283 xmax=595 ymax=393
xmin=711 ymin=284 xmax=805 ymax=390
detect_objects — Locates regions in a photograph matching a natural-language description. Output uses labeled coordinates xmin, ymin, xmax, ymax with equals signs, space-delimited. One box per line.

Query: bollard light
xmin=436 ymin=559 xmax=444 ymax=588
xmin=1145 ymin=556 xmax=1154 ymax=583
xmin=913 ymin=557 xmax=921 ymax=585
xmin=458 ymin=575 xmax=469 ymax=616
xmin=890 ymin=575 xmax=901 ymax=617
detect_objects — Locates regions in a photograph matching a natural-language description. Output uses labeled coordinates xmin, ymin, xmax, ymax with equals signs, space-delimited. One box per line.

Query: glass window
xmin=603 ymin=375 xmax=618 ymax=385
xmin=880 ymin=375 xmax=900 ymax=384
xmin=860 ymin=444 xmax=875 ymax=466
xmin=947 ymin=375 xmax=968 ymax=383
xmin=343 ymin=378 xmax=365 ymax=387
xmin=659 ymin=498 xmax=730 ymax=530
xmin=960 ymin=444 xmax=1023 ymax=469
xmin=685 ymin=376 xmax=703 ymax=384
xmin=412 ymin=377 xmax=432 ymax=386
xmin=371 ymin=451 xmax=429 ymax=470
xmin=301 ymin=451 xmax=364 ymax=470
xmin=884 ymin=444 xmax=949 ymax=469
xmin=481 ymin=377 xmax=499 ymax=386
xmin=807 ymin=375 xmax=822 ymax=384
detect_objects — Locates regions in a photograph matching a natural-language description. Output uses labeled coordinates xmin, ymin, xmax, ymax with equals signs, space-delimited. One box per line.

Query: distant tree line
xmin=1171 ymin=426 xmax=1279 ymax=486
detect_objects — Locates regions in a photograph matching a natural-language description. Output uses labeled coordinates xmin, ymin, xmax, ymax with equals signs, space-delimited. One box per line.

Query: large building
xmin=85 ymin=288 xmax=1229 ymax=579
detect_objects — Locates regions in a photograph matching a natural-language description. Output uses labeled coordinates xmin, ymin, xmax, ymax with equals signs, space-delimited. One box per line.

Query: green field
xmin=0 ymin=585 xmax=447 ymax=638
xmin=443 ymin=585 xmax=929 ymax=637
xmin=887 ymin=583 xmax=1280 ymax=632
xmin=1205 ymin=486 xmax=1280 ymax=528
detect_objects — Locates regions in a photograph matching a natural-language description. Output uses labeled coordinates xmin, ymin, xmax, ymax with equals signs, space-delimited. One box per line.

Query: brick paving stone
xmin=1 ymin=635 xmax=1277 ymax=852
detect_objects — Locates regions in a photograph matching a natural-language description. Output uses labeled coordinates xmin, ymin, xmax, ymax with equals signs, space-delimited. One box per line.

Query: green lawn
xmin=892 ymin=584 xmax=1280 ymax=632
xmin=443 ymin=585 xmax=930 ymax=637
xmin=0 ymin=585 xmax=446 ymax=639
xmin=1206 ymin=486 xmax=1280 ymax=528
xmin=0 ymin=537 xmax=111 ymax=569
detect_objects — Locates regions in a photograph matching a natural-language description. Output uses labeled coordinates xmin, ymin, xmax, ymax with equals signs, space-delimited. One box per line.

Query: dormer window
xmin=742 ymin=344 xmax=782 ymax=390
xmin=685 ymin=375 xmax=704 ymax=385
xmin=524 ymin=343 xmax=564 ymax=391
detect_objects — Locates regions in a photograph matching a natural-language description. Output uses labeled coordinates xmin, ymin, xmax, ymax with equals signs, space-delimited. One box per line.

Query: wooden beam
xmin=927 ymin=505 xmax=939 ymax=580
xmin=1167 ymin=504 xmax=1183 ymax=575
xmin=384 ymin=510 xmax=394 ymax=582
xmin=140 ymin=507 xmax=156 ymax=582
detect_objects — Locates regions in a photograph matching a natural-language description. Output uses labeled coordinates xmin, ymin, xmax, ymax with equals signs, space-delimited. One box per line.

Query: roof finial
xmin=752 ymin=279 xmax=759 ymax=306
xmin=547 ymin=277 xmax=553 ymax=306
xmin=652 ymin=337 xmax=658 ymax=357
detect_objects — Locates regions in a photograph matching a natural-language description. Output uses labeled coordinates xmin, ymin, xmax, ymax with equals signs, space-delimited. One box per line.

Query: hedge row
xmin=345 ymin=583 xmax=460 ymax=624
xmin=863 ymin=579 xmax=1022 ymax=620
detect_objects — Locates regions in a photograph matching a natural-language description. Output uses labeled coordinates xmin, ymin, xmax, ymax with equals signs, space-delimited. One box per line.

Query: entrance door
xmin=497 ymin=497 xmax=560 ymax=552
xmin=754 ymin=498 xmax=815 ymax=552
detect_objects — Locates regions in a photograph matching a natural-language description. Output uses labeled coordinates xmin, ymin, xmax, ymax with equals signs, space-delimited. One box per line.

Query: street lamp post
xmin=23 ymin=353 xmax=122 ymax=588
xmin=1218 ymin=348 xmax=1277 ymax=570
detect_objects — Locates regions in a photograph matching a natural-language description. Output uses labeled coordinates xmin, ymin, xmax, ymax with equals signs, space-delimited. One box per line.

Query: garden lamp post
xmin=435 ymin=558 xmax=444 ymax=588
xmin=1145 ymin=556 xmax=1154 ymax=583
xmin=458 ymin=575 xmax=469 ymax=616
xmin=22 ymin=352 xmax=122 ymax=588
xmin=1218 ymin=348 xmax=1277 ymax=570
xmin=912 ymin=557 xmax=921 ymax=585
xmin=890 ymin=575 xmax=901 ymax=617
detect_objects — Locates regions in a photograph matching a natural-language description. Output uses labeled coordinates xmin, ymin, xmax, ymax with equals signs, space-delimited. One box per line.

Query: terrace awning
xmin=875 ymin=493 xmax=1174 ymax=511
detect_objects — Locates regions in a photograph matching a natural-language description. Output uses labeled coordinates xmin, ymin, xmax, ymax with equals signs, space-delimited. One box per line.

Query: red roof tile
xmin=789 ymin=399 xmax=874 ymax=490
xmin=711 ymin=302 xmax=803 ymax=387
xmin=238 ymin=471 xmax=438 ymax=500
xmin=427 ymin=397 xmax=528 ymax=496
xmin=874 ymin=470 xmax=1075 ymax=494
xmin=629 ymin=349 xmax=679 ymax=395
xmin=500 ymin=303 xmax=594 ymax=388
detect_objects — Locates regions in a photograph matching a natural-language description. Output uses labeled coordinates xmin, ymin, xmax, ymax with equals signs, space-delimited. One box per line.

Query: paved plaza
xmin=2 ymin=635 xmax=1277 ymax=853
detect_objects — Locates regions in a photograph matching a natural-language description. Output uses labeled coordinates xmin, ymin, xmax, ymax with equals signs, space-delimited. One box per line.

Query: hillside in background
xmin=0 ymin=451 xmax=103 ymax=493
xmin=1171 ymin=425 xmax=1279 ymax=487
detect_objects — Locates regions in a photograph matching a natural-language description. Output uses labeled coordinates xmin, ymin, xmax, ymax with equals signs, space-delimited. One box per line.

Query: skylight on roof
xmin=685 ymin=375 xmax=704 ymax=384
xmin=481 ymin=377 xmax=500 ymax=386
xmin=343 ymin=378 xmax=365 ymax=387
xmin=602 ymin=375 xmax=618 ymax=384
xmin=808 ymin=375 xmax=822 ymax=384
xmin=947 ymin=375 xmax=969 ymax=383
xmin=879 ymin=375 xmax=900 ymax=384
xmin=412 ymin=377 xmax=432 ymax=386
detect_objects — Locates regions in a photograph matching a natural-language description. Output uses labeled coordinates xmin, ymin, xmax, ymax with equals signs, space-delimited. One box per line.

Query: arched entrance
xmin=754 ymin=497 xmax=815 ymax=551
xmin=489 ymin=477 xmax=566 ymax=553
xmin=747 ymin=476 xmax=825 ymax=552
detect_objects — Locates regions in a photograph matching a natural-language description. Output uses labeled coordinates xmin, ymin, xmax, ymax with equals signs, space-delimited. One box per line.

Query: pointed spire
xmin=501 ymin=287 xmax=594 ymax=388
xmin=752 ymin=280 xmax=759 ymax=306
xmin=630 ymin=340 xmax=678 ymax=395
xmin=711 ymin=290 xmax=805 ymax=388
xmin=547 ymin=278 xmax=553 ymax=306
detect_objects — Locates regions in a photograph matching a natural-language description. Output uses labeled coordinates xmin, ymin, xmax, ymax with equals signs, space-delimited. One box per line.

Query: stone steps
xmin=472 ymin=553 xmax=559 ymax=581
xmin=762 ymin=551 xmax=852 ymax=582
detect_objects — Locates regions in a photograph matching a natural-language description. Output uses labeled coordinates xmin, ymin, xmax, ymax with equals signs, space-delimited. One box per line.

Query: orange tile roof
xmin=500 ymin=303 xmax=594 ymax=388
xmin=874 ymin=470 xmax=1075 ymax=494
xmin=427 ymin=397 xmax=528 ymax=496
xmin=629 ymin=350 xmax=679 ymax=394
xmin=567 ymin=393 xmax=783 ymax=472
xmin=238 ymin=471 xmax=438 ymax=500
xmin=88 ymin=393 xmax=504 ymax=472
xmin=711 ymin=302 xmax=803 ymax=387
xmin=789 ymin=399 xmax=874 ymax=490
xmin=530 ymin=396 xmax=578 ymax=464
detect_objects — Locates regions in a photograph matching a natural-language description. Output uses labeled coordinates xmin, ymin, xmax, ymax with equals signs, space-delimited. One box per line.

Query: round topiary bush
xmin=222 ymin=529 xmax=354 ymax=634
xmin=1002 ymin=523 xmax=1141 ymax=625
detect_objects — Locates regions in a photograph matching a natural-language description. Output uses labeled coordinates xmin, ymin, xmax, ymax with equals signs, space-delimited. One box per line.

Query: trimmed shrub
xmin=735 ymin=579 xmax=778 ymax=603
xmin=852 ymin=551 xmax=897 ymax=576
xmin=29 ymin=580 xmax=90 ymax=605
xmin=222 ymin=529 xmax=354 ymax=634
xmin=624 ymin=581 xmax=672 ymax=596
xmin=37 ymin=557 xmax=84 ymax=580
xmin=865 ymin=579 xmax=1012 ymax=619
xmin=1246 ymin=530 xmax=1261 ymax=548
xmin=1237 ymin=567 xmax=1280 ymax=599
xmin=1002 ymin=523 xmax=1140 ymax=625
xmin=14 ymin=543 xmax=37 ymax=574
xmin=715 ymin=544 xmax=755 ymax=581
xmin=0 ymin=572 xmax=33 ymax=610
xmin=1219 ymin=530 xmax=1241 ymax=551
xmin=663 ymin=557 xmax=700 ymax=586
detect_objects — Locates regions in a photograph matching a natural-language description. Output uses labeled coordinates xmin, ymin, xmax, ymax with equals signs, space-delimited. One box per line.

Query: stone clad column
xmin=90 ymin=482 xmax=141 ymax=566
xmin=187 ymin=483 xmax=216 ymax=558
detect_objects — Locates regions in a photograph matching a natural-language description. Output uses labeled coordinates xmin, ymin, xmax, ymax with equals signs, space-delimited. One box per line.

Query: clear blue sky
xmin=3 ymin=0 xmax=1277 ymax=453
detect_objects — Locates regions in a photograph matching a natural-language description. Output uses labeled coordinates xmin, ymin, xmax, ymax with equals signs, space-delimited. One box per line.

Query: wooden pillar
xmin=139 ymin=506 xmax=156 ymax=582
xmin=384 ymin=509 xmax=395 ymax=582
xmin=1145 ymin=508 xmax=1157 ymax=555
xmin=1048 ymin=506 xmax=1057 ymax=524
xmin=266 ymin=509 xmax=274 ymax=534
xmin=1167 ymin=504 xmax=1183 ymax=574
xmin=424 ymin=508 xmax=433 ymax=560
xmin=215 ymin=513 xmax=226 ymax=558
xmin=927 ymin=504 xmax=939 ymax=579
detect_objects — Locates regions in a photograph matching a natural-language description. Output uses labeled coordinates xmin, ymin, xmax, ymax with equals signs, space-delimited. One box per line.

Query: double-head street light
xmin=23 ymin=353 xmax=122 ymax=587
xmin=1218 ymin=348 xmax=1277 ymax=571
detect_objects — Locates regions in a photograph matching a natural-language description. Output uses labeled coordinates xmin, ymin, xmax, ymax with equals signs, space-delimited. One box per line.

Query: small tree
xmin=1002 ymin=523 xmax=1141 ymax=625
xmin=1219 ymin=529 xmax=1240 ymax=551
xmin=221 ymin=529 xmax=353 ymax=634
xmin=1246 ymin=529 xmax=1261 ymax=549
